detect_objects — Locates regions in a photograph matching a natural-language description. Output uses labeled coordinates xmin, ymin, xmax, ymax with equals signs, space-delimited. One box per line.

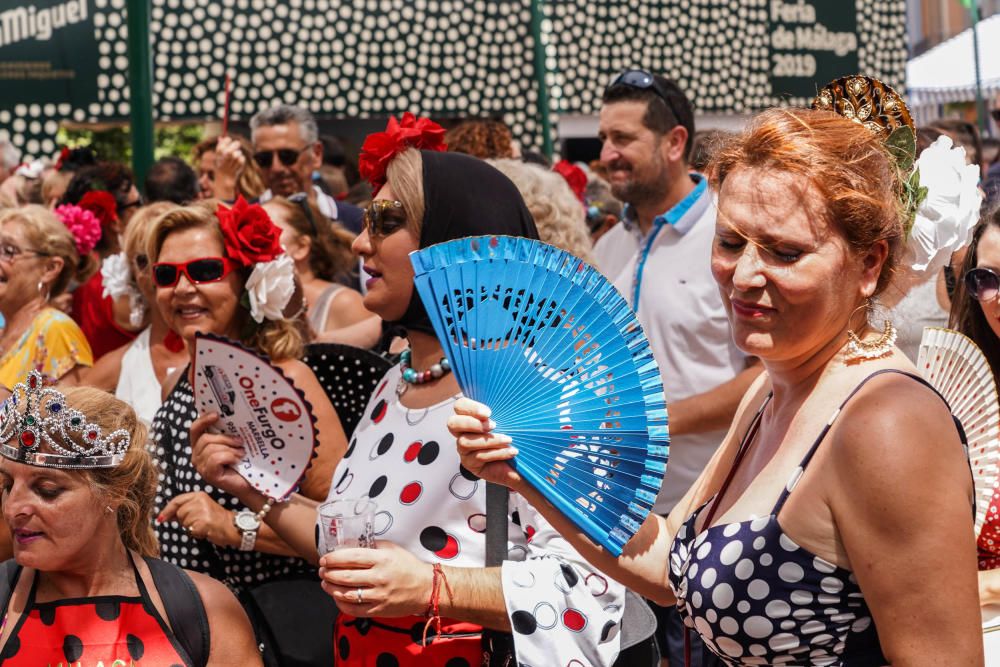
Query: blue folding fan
xmin=411 ymin=235 xmax=669 ymax=556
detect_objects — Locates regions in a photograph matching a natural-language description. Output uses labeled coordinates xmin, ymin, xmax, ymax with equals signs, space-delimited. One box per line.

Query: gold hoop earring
xmin=845 ymin=297 xmax=896 ymax=361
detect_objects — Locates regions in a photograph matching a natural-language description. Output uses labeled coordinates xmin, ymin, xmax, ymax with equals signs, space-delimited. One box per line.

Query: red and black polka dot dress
xmin=0 ymin=556 xmax=192 ymax=666
xmin=327 ymin=365 xmax=626 ymax=666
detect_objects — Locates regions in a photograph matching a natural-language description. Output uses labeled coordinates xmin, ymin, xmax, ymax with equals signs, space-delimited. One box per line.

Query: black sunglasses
xmin=134 ymin=254 xmax=149 ymax=271
xmin=992 ymin=108 xmax=1000 ymax=124
xmin=608 ymin=69 xmax=686 ymax=128
xmin=288 ymin=192 xmax=318 ymax=236
xmin=362 ymin=200 xmax=407 ymax=238
xmin=152 ymin=257 xmax=238 ymax=288
xmin=965 ymin=267 xmax=1000 ymax=302
xmin=253 ymin=146 xmax=309 ymax=169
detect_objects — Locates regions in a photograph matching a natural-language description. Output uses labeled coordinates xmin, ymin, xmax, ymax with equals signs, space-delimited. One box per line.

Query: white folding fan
xmin=917 ymin=326 xmax=1000 ymax=537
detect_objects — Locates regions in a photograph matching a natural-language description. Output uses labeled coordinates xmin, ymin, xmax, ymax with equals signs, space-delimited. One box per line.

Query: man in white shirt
xmin=594 ymin=70 xmax=761 ymax=666
xmin=249 ymin=104 xmax=364 ymax=234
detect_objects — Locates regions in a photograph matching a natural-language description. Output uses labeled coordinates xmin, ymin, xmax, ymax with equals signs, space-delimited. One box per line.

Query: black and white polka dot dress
xmin=149 ymin=372 xmax=314 ymax=594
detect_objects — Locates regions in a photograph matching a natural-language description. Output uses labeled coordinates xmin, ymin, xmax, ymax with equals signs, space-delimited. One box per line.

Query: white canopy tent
xmin=906 ymin=12 xmax=1000 ymax=123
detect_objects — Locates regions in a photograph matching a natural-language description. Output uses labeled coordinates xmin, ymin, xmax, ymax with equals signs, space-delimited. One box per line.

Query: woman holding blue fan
xmin=191 ymin=116 xmax=636 ymax=666
xmin=452 ymin=77 xmax=984 ymax=665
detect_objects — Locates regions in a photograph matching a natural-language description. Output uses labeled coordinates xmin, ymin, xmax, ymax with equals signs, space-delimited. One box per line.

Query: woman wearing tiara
xmin=0 ymin=377 xmax=260 ymax=665
xmin=452 ymin=77 xmax=984 ymax=665
xmin=190 ymin=116 xmax=635 ymax=666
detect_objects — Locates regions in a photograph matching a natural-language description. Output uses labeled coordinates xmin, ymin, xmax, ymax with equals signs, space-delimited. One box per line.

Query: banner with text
xmin=0 ymin=0 xmax=98 ymax=106
xmin=768 ymin=0 xmax=859 ymax=99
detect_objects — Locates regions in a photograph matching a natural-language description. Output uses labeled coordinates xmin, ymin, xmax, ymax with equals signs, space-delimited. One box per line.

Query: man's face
xmin=598 ymin=100 xmax=671 ymax=206
xmin=253 ymin=121 xmax=320 ymax=197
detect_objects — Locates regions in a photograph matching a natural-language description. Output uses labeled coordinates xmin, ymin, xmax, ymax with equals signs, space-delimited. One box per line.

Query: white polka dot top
xmin=669 ymin=371 xmax=965 ymax=666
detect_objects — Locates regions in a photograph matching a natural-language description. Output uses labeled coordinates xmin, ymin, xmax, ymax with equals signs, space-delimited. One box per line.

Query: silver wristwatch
xmin=234 ymin=498 xmax=277 ymax=551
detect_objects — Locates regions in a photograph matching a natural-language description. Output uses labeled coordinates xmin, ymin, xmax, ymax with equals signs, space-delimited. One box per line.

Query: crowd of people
xmin=0 ymin=67 xmax=996 ymax=667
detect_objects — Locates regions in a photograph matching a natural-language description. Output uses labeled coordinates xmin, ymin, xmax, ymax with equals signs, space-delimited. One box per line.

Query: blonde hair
xmin=147 ymin=203 xmax=304 ymax=361
xmin=488 ymin=159 xmax=595 ymax=265
xmin=124 ymin=201 xmax=176 ymax=263
xmin=60 ymin=387 xmax=160 ymax=558
xmin=384 ymin=148 xmax=425 ymax=234
xmin=0 ymin=205 xmax=82 ymax=296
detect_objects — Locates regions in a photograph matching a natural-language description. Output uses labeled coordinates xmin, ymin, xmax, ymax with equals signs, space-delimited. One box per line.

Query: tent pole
xmin=529 ymin=0 xmax=554 ymax=159
xmin=969 ymin=0 xmax=989 ymax=136
xmin=127 ymin=0 xmax=155 ymax=190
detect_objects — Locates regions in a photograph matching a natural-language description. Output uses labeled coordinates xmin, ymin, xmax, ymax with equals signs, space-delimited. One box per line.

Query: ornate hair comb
xmin=811 ymin=75 xmax=927 ymax=234
xmin=0 ymin=372 xmax=130 ymax=469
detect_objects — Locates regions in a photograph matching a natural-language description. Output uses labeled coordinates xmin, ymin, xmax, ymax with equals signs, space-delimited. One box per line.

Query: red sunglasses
xmin=152 ymin=257 xmax=240 ymax=287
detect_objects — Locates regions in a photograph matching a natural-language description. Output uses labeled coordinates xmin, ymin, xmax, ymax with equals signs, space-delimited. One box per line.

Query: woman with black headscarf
xmin=190 ymin=118 xmax=628 ymax=666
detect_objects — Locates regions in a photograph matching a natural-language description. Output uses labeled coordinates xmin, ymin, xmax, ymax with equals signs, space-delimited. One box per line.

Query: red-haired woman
xmin=453 ymin=93 xmax=984 ymax=664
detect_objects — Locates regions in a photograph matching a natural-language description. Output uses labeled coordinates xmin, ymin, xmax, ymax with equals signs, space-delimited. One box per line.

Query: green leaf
xmin=885 ymin=126 xmax=916 ymax=173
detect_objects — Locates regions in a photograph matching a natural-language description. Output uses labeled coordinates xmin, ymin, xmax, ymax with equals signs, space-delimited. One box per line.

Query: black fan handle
xmin=485 ymin=482 xmax=509 ymax=566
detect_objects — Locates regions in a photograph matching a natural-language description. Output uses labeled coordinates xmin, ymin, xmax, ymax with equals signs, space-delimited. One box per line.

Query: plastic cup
xmin=318 ymin=498 xmax=376 ymax=553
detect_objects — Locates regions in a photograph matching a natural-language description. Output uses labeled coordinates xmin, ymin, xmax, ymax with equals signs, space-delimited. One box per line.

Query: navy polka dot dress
xmin=669 ymin=371 xmax=964 ymax=666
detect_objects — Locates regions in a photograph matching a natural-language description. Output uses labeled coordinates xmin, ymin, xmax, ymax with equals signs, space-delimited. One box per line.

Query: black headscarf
xmin=390 ymin=150 xmax=539 ymax=336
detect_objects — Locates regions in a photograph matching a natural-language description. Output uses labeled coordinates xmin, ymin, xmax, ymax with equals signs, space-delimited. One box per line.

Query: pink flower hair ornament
xmin=53 ymin=204 xmax=103 ymax=257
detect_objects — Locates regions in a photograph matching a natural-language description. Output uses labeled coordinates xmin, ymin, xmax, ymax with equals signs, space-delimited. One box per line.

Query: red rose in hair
xmin=358 ymin=112 xmax=447 ymax=192
xmin=78 ymin=190 xmax=118 ymax=229
xmin=216 ymin=196 xmax=283 ymax=266
xmin=553 ymin=160 xmax=588 ymax=204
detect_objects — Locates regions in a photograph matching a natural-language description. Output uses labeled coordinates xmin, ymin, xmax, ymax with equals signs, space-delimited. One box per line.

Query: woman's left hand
xmin=319 ymin=542 xmax=434 ymax=618
xmin=157 ymin=491 xmax=240 ymax=548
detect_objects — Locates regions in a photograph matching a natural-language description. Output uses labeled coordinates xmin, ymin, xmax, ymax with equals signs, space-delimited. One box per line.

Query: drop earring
xmin=845 ymin=297 xmax=897 ymax=361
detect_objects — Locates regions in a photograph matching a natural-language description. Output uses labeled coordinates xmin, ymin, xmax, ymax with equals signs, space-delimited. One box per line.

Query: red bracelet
xmin=422 ymin=563 xmax=454 ymax=646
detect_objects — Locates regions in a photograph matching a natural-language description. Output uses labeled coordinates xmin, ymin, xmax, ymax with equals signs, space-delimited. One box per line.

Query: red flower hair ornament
xmin=216 ymin=196 xmax=284 ymax=267
xmin=78 ymin=190 xmax=118 ymax=229
xmin=215 ymin=197 xmax=294 ymax=323
xmin=358 ymin=112 xmax=447 ymax=192
xmin=553 ymin=160 xmax=588 ymax=204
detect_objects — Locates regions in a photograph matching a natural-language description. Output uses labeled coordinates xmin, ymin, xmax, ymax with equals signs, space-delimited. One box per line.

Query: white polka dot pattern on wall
xmin=0 ymin=0 xmax=907 ymax=160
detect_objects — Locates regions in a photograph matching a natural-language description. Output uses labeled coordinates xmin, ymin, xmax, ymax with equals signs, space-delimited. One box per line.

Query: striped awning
xmin=907 ymin=13 xmax=1000 ymax=107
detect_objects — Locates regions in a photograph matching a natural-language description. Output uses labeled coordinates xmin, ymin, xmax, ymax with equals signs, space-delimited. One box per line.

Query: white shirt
xmin=116 ymin=328 xmax=164 ymax=425
xmin=594 ymin=176 xmax=748 ymax=514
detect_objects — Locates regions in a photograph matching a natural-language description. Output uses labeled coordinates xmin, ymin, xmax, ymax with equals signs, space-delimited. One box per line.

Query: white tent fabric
xmin=907 ymin=13 xmax=1000 ymax=111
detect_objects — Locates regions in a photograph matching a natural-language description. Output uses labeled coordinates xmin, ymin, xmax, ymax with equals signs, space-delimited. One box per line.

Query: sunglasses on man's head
xmin=362 ymin=200 xmax=407 ymax=238
xmin=608 ymin=69 xmax=685 ymax=126
xmin=965 ymin=267 xmax=1000 ymax=302
xmin=252 ymin=147 xmax=309 ymax=169
xmin=152 ymin=257 xmax=239 ymax=288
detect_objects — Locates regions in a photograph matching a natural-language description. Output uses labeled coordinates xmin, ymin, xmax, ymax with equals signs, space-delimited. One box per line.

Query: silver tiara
xmin=0 ymin=371 xmax=130 ymax=469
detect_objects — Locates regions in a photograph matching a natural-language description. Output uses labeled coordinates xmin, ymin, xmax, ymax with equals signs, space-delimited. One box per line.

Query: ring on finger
xmin=355 ymin=588 xmax=364 ymax=604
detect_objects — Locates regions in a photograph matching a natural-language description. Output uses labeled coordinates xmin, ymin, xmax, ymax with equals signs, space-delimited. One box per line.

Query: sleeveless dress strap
xmin=770 ymin=368 xmax=966 ymax=516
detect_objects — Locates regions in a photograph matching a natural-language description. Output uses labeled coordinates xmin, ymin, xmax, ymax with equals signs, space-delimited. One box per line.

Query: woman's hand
xmin=448 ymin=398 xmax=523 ymax=490
xmin=212 ymin=136 xmax=244 ymax=201
xmin=189 ymin=412 xmax=257 ymax=502
xmin=157 ymin=491 xmax=240 ymax=548
xmin=319 ymin=542 xmax=433 ymax=618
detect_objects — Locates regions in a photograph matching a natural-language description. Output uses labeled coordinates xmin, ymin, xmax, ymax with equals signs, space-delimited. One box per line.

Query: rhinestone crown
xmin=0 ymin=371 xmax=130 ymax=469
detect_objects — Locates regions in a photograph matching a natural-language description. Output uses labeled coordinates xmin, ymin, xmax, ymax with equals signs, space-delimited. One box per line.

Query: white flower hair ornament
xmin=904 ymin=135 xmax=982 ymax=278
xmin=101 ymin=252 xmax=147 ymax=328
xmin=216 ymin=197 xmax=295 ymax=325
xmin=246 ymin=253 xmax=296 ymax=323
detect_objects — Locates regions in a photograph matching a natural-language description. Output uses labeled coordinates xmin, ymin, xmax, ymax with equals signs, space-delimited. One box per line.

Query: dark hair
xmin=520 ymin=150 xmax=552 ymax=168
xmin=916 ymin=126 xmax=945 ymax=154
xmin=983 ymin=136 xmax=1000 ymax=168
xmin=60 ymin=162 xmax=135 ymax=255
xmin=929 ymin=118 xmax=983 ymax=172
xmin=950 ymin=207 xmax=1000 ymax=380
xmin=320 ymin=135 xmax=347 ymax=167
xmin=60 ymin=162 xmax=134 ymax=212
xmin=145 ymin=157 xmax=199 ymax=205
xmin=602 ymin=74 xmax=695 ymax=160
xmin=57 ymin=146 xmax=97 ymax=172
